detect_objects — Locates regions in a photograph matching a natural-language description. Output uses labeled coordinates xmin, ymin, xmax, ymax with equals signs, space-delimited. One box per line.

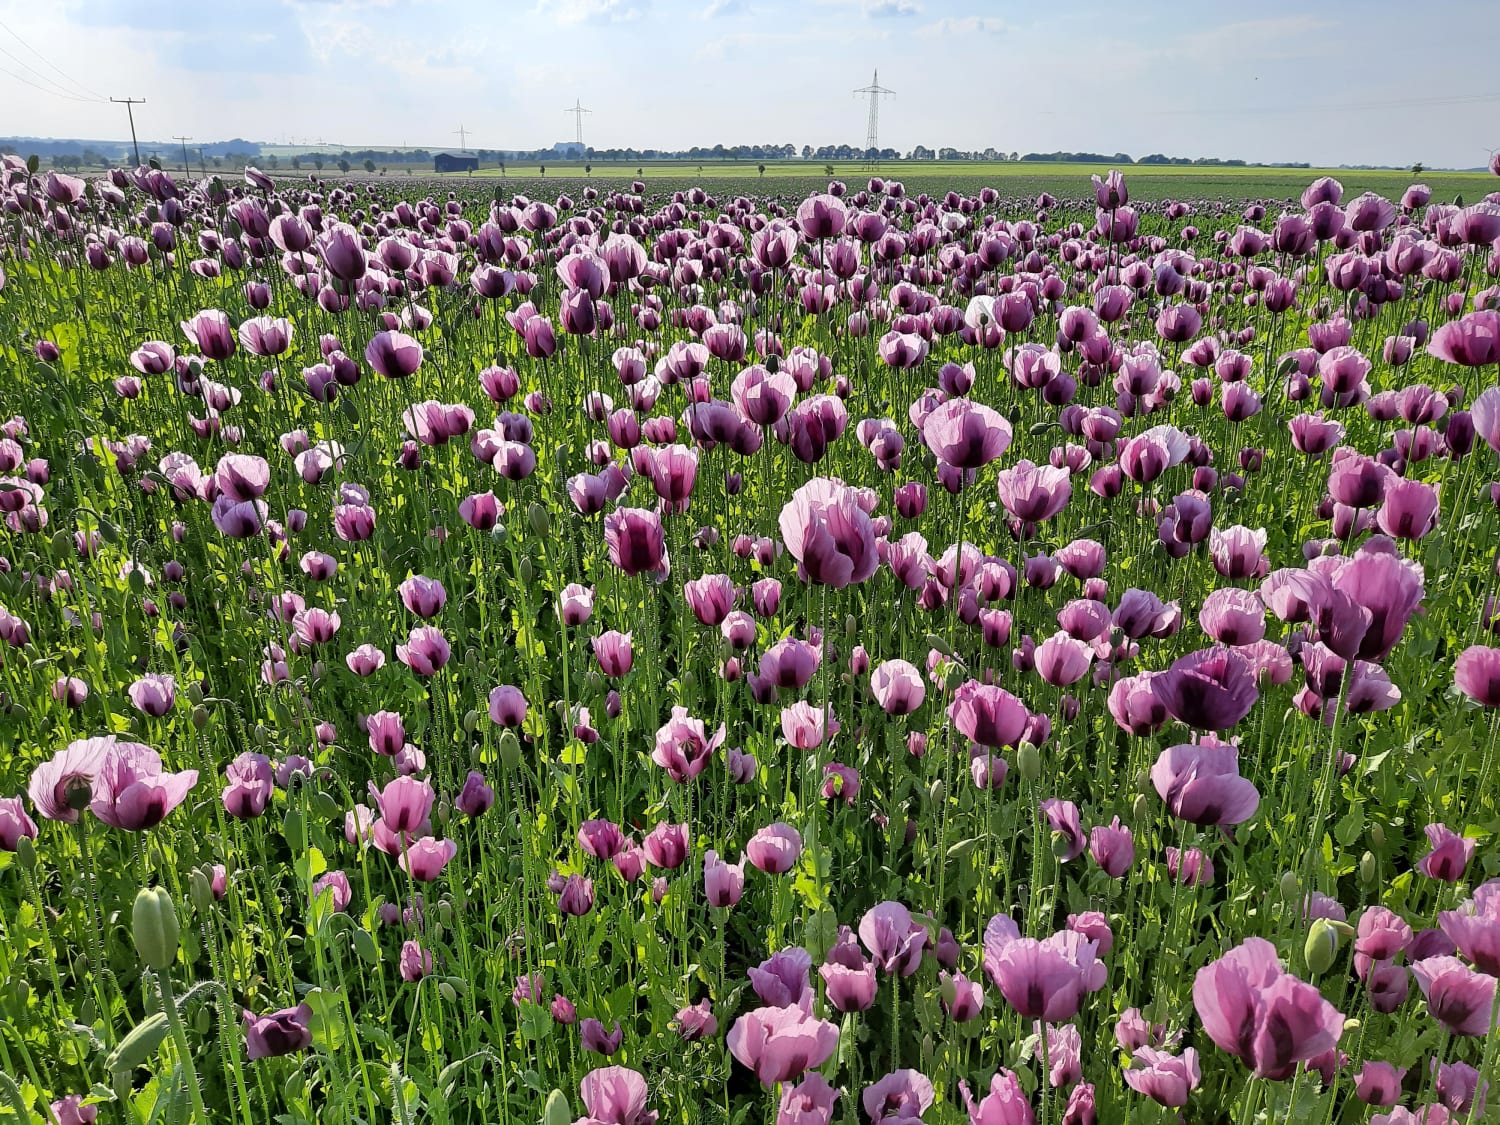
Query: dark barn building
xmin=434 ymin=152 xmax=478 ymax=174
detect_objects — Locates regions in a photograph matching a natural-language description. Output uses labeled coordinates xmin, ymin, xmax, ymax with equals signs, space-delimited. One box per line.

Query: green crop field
xmin=398 ymin=159 xmax=1493 ymax=204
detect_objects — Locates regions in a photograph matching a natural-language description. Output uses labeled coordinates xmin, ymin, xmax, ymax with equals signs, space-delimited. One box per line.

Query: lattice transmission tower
xmin=853 ymin=70 xmax=895 ymax=168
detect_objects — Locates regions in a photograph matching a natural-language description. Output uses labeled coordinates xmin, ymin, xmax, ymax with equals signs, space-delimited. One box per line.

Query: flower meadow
xmin=3 ymin=157 xmax=1500 ymax=1125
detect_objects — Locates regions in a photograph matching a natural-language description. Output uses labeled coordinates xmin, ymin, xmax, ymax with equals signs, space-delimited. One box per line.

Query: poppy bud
xmin=928 ymin=779 xmax=946 ymax=808
xmin=189 ymin=868 xmax=214 ymax=914
xmin=192 ymin=706 xmax=209 ymax=730
xmin=108 ymin=1012 xmax=170 ymax=1082
xmin=845 ymin=614 xmax=857 ymax=639
xmin=1131 ymin=794 xmax=1149 ymax=821
xmin=132 ymin=887 xmax=180 ymax=971
xmin=185 ymin=681 xmax=204 ymax=705
xmin=1134 ymin=769 xmax=1151 ymax=795
xmin=1279 ymin=871 xmax=1301 ymax=901
xmin=1305 ymin=918 xmax=1341 ymax=974
xmin=499 ymin=729 xmax=521 ymax=769
xmin=352 ymin=928 xmax=379 ymax=964
xmin=195 ymin=1005 xmax=212 ymax=1035
xmin=1017 ymin=742 xmax=1041 ymax=782
xmin=463 ymin=709 xmax=480 ymax=733
xmin=528 ymin=502 xmax=551 ymax=536
xmin=1359 ymin=851 xmax=1376 ymax=885
xmin=50 ymin=530 xmax=71 ymax=558
xmin=1370 ymin=823 xmax=1385 ymax=849
xmin=544 ymin=1090 xmax=572 ymax=1125
xmin=15 ymin=836 xmax=36 ymax=871
xmin=518 ymin=557 xmax=535 ymax=585
xmin=438 ymin=981 xmax=457 ymax=1003
xmin=1051 ymin=832 xmax=1075 ymax=860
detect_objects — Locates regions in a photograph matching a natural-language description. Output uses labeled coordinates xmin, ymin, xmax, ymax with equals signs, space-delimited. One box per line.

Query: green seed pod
xmin=1370 ymin=823 xmax=1386 ymax=849
xmin=528 ymin=502 xmax=551 ymax=537
xmin=499 ymin=730 xmax=522 ymax=770
xmin=543 ymin=1090 xmax=573 ymax=1125
xmin=352 ymin=928 xmax=380 ymax=965
xmin=1359 ymin=851 xmax=1377 ymax=886
xmin=185 ymin=681 xmax=205 ymax=705
xmin=194 ymin=1004 xmax=211 ymax=1036
xmin=14 ymin=836 xmax=36 ymax=872
xmin=191 ymin=706 xmax=209 ymax=731
xmin=1131 ymin=794 xmax=1150 ymax=822
xmin=1017 ymin=742 xmax=1041 ymax=783
xmin=1134 ymin=769 xmax=1152 ymax=796
xmin=1279 ymin=871 xmax=1301 ymax=902
xmin=50 ymin=529 xmax=72 ymax=559
xmin=463 ymin=709 xmax=480 ymax=734
xmin=1304 ymin=918 xmax=1341 ymax=975
xmin=253 ymin=723 xmax=270 ymax=746
xmin=131 ymin=887 xmax=180 ymax=971
xmin=189 ymin=869 xmax=214 ymax=915
xmin=518 ymin=557 xmax=535 ymax=585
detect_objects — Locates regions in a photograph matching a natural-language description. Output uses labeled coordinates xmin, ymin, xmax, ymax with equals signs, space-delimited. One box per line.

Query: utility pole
xmin=111 ymin=97 xmax=145 ymax=165
xmin=172 ymin=135 xmax=192 ymax=178
xmin=453 ymin=125 xmax=468 ymax=152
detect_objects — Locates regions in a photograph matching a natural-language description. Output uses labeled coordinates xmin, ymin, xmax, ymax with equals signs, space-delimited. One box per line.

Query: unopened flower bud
xmin=132 ymin=886 xmax=180 ymax=971
xmin=1305 ymin=917 xmax=1341 ymax=975
xmin=1017 ymin=742 xmax=1041 ymax=782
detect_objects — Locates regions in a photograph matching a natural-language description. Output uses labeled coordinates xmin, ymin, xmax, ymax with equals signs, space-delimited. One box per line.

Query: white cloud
xmin=861 ymin=0 xmax=919 ymax=16
xmin=917 ymin=15 xmax=1005 ymax=36
xmin=549 ymin=0 xmax=647 ymax=24
xmin=703 ymin=0 xmax=746 ymax=15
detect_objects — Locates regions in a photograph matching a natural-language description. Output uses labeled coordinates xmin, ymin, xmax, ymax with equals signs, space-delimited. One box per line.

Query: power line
xmin=0 ymin=39 xmax=102 ymax=102
xmin=0 ymin=17 xmax=108 ymax=101
xmin=0 ymin=59 xmax=99 ymax=103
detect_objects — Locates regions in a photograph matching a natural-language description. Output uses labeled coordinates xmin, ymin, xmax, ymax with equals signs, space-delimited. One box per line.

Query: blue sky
xmin=2 ymin=0 xmax=1497 ymax=168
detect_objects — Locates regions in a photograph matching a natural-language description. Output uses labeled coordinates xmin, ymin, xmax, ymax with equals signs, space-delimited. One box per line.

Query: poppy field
xmin=2 ymin=157 xmax=1500 ymax=1125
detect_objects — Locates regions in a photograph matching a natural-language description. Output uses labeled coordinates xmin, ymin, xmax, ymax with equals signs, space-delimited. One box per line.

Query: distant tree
xmin=801 ymin=145 xmax=812 ymax=159
xmin=758 ymin=163 xmax=766 ymax=177
xmin=313 ymin=156 xmax=324 ymax=171
xmin=824 ymin=163 xmax=834 ymax=176
xmin=291 ymin=156 xmax=301 ymax=170
xmin=585 ymin=163 xmax=592 ymax=176
xmin=540 ymin=165 xmax=546 ymax=176
xmin=363 ymin=159 xmax=375 ymax=173
xmin=266 ymin=155 xmax=279 ymax=170
xmin=636 ymin=167 xmax=643 ymax=177
xmin=338 ymin=158 xmax=351 ymax=174
xmin=499 ymin=161 xmax=507 ymax=176
xmin=1412 ymin=162 xmax=1424 ymax=176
